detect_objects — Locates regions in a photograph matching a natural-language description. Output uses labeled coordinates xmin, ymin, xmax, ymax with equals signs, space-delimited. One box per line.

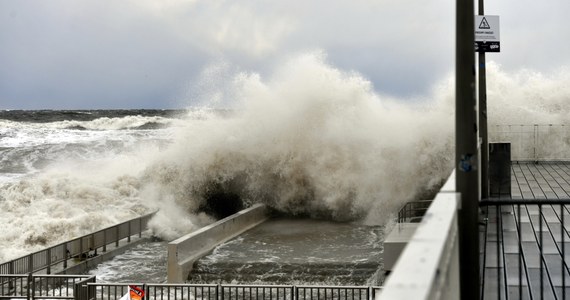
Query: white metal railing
xmin=378 ymin=172 xmax=460 ymax=300
xmin=490 ymin=124 xmax=570 ymax=161
xmin=0 ymin=212 xmax=156 ymax=275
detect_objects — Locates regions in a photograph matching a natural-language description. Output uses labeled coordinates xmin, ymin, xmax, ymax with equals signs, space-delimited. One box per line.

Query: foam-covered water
xmin=2 ymin=53 xmax=570 ymax=268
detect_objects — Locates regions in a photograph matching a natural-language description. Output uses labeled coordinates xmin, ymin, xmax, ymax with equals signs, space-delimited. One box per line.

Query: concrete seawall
xmin=167 ymin=204 xmax=269 ymax=283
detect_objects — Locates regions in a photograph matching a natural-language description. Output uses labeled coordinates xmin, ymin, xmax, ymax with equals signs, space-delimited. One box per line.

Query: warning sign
xmin=475 ymin=15 xmax=500 ymax=52
xmin=478 ymin=17 xmax=490 ymax=29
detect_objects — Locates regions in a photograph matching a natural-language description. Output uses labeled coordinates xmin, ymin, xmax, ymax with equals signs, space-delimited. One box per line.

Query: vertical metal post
xmin=116 ymin=226 xmax=120 ymax=247
xmin=103 ymin=230 xmax=107 ymax=252
xmin=27 ymin=273 xmax=33 ymax=300
xmin=456 ymin=0 xmax=480 ymax=299
xmin=562 ymin=204 xmax=565 ymax=300
xmin=496 ymin=205 xmax=501 ymax=299
xmin=478 ymin=0 xmax=489 ymax=199
xmin=28 ymin=254 xmax=33 ymax=273
xmin=79 ymin=238 xmax=84 ymax=261
xmin=128 ymin=222 xmax=132 ymax=243
xmin=63 ymin=243 xmax=68 ymax=270
xmin=538 ymin=204 xmax=544 ymax=299
xmin=46 ymin=249 xmax=51 ymax=275
xmin=518 ymin=204 xmax=522 ymax=299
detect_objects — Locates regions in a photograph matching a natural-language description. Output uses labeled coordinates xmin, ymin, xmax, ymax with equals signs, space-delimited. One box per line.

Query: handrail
xmin=84 ymin=282 xmax=382 ymax=300
xmin=0 ymin=212 xmax=156 ymax=275
xmin=480 ymin=198 xmax=570 ymax=205
xmin=490 ymin=124 xmax=570 ymax=161
xmin=0 ymin=274 xmax=94 ymax=300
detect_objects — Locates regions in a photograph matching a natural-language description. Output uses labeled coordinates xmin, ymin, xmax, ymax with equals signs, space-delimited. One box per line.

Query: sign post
xmin=475 ymin=14 xmax=499 ymax=199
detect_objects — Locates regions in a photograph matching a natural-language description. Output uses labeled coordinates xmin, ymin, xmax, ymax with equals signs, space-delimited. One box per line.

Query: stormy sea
xmin=2 ymin=53 xmax=567 ymax=282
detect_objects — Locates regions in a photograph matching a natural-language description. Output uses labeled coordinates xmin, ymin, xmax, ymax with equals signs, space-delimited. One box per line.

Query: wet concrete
xmin=189 ymin=218 xmax=384 ymax=285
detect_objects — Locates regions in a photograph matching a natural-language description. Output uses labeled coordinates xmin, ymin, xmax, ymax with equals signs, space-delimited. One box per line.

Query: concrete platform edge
xmin=167 ymin=203 xmax=269 ymax=283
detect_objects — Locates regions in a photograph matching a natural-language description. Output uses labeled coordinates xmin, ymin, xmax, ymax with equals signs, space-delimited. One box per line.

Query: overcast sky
xmin=1 ymin=0 xmax=569 ymax=109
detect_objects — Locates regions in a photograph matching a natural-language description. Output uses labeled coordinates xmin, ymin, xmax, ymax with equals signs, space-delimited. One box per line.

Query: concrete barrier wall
xmin=167 ymin=203 xmax=269 ymax=283
xmin=379 ymin=172 xmax=460 ymax=300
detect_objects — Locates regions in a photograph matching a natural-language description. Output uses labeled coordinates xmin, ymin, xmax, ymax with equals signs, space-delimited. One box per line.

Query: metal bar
xmin=563 ymin=204 xmax=566 ymax=300
xmin=481 ymin=198 xmax=570 ymax=205
xmin=540 ymin=204 xmax=543 ymax=299
xmin=518 ymin=204 xmax=522 ymax=299
xmin=115 ymin=226 xmax=119 ymax=247
xmin=496 ymin=205 xmax=501 ymax=299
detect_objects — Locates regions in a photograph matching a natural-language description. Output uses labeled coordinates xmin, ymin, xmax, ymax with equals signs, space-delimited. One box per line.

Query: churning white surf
xmin=2 ymin=53 xmax=570 ymax=262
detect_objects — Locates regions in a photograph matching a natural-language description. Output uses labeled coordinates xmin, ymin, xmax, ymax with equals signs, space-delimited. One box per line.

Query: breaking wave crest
xmin=141 ymin=52 xmax=456 ymax=237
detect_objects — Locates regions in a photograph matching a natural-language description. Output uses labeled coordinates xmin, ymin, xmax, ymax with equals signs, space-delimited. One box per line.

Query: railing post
xmin=538 ymin=204 xmax=540 ymax=299
xmin=9 ymin=262 xmax=14 ymax=290
xmin=534 ymin=124 xmax=538 ymax=163
xmin=116 ymin=226 xmax=120 ymax=247
xmin=562 ymin=204 xmax=565 ymax=300
xmin=103 ymin=230 xmax=107 ymax=252
xmin=139 ymin=217 xmax=143 ymax=238
xmin=63 ymin=242 xmax=68 ymax=270
xmin=91 ymin=234 xmax=96 ymax=256
xmin=28 ymin=254 xmax=33 ymax=273
xmin=496 ymin=205 xmax=501 ymax=298
xmin=27 ymin=273 xmax=33 ymax=300
xmin=518 ymin=204 xmax=522 ymax=299
xmin=128 ymin=222 xmax=132 ymax=243
xmin=46 ymin=249 xmax=51 ymax=275
xmin=79 ymin=238 xmax=84 ymax=261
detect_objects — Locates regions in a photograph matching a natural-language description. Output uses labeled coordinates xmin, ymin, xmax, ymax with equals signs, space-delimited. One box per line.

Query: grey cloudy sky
xmin=1 ymin=0 xmax=569 ymax=109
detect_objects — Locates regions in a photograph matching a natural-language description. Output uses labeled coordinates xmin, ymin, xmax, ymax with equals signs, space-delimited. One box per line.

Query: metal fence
xmin=85 ymin=283 xmax=382 ymax=300
xmin=490 ymin=124 xmax=570 ymax=161
xmin=0 ymin=212 xmax=156 ymax=275
xmin=0 ymin=274 xmax=95 ymax=300
xmin=397 ymin=200 xmax=432 ymax=223
xmin=479 ymin=199 xmax=570 ymax=299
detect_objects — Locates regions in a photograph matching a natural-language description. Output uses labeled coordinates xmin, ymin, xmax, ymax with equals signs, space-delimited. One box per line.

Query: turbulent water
xmin=2 ymin=53 xmax=569 ymax=268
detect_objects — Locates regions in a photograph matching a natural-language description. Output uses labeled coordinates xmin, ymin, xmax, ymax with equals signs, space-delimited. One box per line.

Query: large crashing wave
xmin=3 ymin=54 xmax=569 ymax=261
xmin=141 ymin=52 xmax=455 ymax=238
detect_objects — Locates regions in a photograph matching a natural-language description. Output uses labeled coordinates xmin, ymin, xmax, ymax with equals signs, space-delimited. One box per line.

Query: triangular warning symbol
xmin=479 ymin=17 xmax=491 ymax=29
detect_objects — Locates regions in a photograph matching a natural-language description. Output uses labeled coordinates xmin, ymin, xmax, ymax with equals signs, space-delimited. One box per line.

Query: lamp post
xmin=456 ymin=0 xmax=480 ymax=298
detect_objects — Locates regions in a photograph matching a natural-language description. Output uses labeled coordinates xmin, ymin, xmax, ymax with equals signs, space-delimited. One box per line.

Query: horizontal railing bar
xmin=296 ymin=285 xmax=370 ymax=289
xmin=480 ymin=198 xmax=570 ymax=205
xmin=146 ymin=283 xmax=218 ymax=287
xmin=87 ymin=283 xmax=144 ymax=287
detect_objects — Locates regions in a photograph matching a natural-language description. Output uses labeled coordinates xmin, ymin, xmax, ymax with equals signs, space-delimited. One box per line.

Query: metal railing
xmin=479 ymin=199 xmax=570 ymax=299
xmin=490 ymin=124 xmax=570 ymax=161
xmin=379 ymin=173 xmax=460 ymax=300
xmin=85 ymin=283 xmax=382 ymax=300
xmin=0 ymin=212 xmax=156 ymax=275
xmin=397 ymin=200 xmax=433 ymax=223
xmin=0 ymin=274 xmax=95 ymax=300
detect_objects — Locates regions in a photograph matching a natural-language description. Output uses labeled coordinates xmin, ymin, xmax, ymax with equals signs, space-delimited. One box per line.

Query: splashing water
xmin=3 ymin=53 xmax=570 ymax=263
xmin=140 ymin=52 xmax=456 ymax=237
